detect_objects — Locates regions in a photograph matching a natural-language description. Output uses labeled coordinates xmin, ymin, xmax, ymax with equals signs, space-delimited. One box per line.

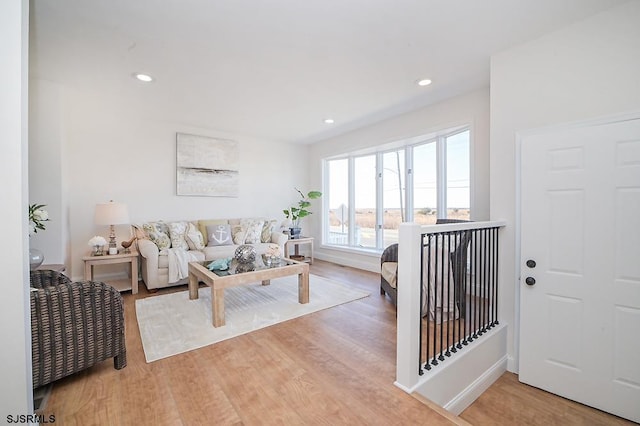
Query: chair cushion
xmin=381 ymin=262 xmax=398 ymax=288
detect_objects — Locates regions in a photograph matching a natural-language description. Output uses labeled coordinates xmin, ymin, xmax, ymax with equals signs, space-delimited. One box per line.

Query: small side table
xmin=284 ymin=237 xmax=314 ymax=264
xmin=83 ymin=250 xmax=139 ymax=294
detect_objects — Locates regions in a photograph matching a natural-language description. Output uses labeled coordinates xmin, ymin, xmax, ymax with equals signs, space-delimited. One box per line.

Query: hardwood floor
xmin=460 ymin=372 xmax=634 ymax=426
xmin=40 ymin=260 xmax=633 ymax=425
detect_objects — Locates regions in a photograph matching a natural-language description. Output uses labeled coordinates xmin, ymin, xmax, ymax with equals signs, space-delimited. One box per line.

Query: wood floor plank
xmin=39 ymin=260 xmax=632 ymax=425
xmin=459 ymin=372 xmax=635 ymax=426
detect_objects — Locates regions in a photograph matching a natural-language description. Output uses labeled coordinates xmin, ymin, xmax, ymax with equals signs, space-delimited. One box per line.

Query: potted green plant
xmin=283 ymin=188 xmax=322 ymax=239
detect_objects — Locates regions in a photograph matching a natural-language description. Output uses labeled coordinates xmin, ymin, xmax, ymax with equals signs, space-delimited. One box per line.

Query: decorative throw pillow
xmin=132 ymin=224 xmax=148 ymax=240
xmin=242 ymin=219 xmax=264 ymax=244
xmin=144 ymin=221 xmax=169 ymax=235
xmin=198 ymin=219 xmax=228 ymax=246
xmin=206 ymin=224 xmax=233 ymax=246
xmin=143 ymin=222 xmax=171 ymax=250
xmin=231 ymin=224 xmax=248 ymax=245
xmin=168 ymin=222 xmax=190 ymax=251
xmin=260 ymin=219 xmax=277 ymax=243
xmin=185 ymin=222 xmax=205 ymax=250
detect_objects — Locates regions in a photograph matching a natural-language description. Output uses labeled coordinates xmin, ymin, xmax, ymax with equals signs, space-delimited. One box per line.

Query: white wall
xmin=308 ymin=88 xmax=490 ymax=271
xmin=0 ymin=0 xmax=33 ymax=416
xmin=490 ymin=0 xmax=640 ymax=371
xmin=29 ymin=79 xmax=66 ymax=264
xmin=30 ymin=83 xmax=309 ymax=281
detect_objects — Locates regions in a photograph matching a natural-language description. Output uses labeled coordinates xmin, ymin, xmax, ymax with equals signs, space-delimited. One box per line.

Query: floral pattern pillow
xmin=168 ymin=222 xmax=190 ymax=251
xmin=242 ymin=219 xmax=264 ymax=244
xmin=143 ymin=222 xmax=171 ymax=250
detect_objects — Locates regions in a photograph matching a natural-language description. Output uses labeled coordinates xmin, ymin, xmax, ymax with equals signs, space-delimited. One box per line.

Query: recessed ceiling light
xmin=133 ymin=73 xmax=154 ymax=83
xmin=417 ymin=79 xmax=432 ymax=86
xmin=324 ymin=118 xmax=335 ymax=124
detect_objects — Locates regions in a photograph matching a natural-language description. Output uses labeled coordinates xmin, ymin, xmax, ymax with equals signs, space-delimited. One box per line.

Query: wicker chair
xmin=379 ymin=219 xmax=472 ymax=313
xmin=380 ymin=243 xmax=399 ymax=306
xmin=435 ymin=219 xmax=472 ymax=317
xmin=30 ymin=270 xmax=127 ymax=388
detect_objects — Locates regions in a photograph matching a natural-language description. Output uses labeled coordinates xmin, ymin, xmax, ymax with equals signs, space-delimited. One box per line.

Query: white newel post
xmin=395 ymin=222 xmax=423 ymax=392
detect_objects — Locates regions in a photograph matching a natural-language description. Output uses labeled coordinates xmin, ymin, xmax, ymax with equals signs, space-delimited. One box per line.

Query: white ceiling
xmin=29 ymin=0 xmax=626 ymax=144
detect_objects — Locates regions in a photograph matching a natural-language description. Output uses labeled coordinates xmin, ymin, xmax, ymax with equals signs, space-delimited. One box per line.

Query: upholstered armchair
xmin=30 ymin=270 xmax=127 ymax=388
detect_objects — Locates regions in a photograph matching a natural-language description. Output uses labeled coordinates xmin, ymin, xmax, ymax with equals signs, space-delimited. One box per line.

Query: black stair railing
xmin=419 ymin=225 xmax=500 ymax=375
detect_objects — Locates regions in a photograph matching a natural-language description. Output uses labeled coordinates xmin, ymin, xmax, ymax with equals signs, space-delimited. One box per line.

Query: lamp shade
xmin=94 ymin=201 xmax=130 ymax=225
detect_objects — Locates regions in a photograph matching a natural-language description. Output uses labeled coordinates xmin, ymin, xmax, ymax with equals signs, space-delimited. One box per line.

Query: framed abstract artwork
xmin=176 ymin=132 xmax=239 ymax=197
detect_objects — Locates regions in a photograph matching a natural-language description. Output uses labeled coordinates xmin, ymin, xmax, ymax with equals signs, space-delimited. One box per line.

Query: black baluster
xmin=444 ymin=232 xmax=450 ymax=357
xmin=495 ymin=228 xmax=500 ymax=326
xmin=436 ymin=234 xmax=440 ymax=365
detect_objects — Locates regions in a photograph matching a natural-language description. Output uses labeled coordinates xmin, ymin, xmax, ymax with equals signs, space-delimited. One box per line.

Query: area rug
xmin=136 ymin=274 xmax=369 ymax=362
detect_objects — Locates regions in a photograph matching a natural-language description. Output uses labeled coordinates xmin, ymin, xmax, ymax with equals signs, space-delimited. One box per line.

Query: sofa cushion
xmin=158 ymin=250 xmax=205 ymax=268
xmin=143 ymin=222 xmax=171 ymax=250
xmin=206 ymin=224 xmax=233 ymax=246
xmin=202 ymin=245 xmax=237 ymax=260
xmin=168 ymin=222 xmax=190 ymax=251
xmin=185 ymin=222 xmax=205 ymax=250
xmin=198 ymin=219 xmax=228 ymax=245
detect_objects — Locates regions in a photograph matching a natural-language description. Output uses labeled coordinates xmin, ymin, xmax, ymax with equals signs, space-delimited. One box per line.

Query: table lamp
xmin=94 ymin=200 xmax=130 ymax=255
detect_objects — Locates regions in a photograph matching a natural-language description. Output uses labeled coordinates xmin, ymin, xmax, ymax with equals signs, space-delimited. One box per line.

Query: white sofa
xmin=137 ymin=217 xmax=287 ymax=290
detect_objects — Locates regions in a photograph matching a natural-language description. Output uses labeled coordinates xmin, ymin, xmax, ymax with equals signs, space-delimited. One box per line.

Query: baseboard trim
xmin=314 ymin=252 xmax=378 ymax=273
xmin=412 ymin=324 xmax=508 ymax=415
xmin=444 ymin=354 xmax=508 ymax=415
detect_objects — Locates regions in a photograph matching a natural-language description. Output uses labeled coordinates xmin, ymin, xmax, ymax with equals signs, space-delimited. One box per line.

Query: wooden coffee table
xmin=188 ymin=258 xmax=309 ymax=327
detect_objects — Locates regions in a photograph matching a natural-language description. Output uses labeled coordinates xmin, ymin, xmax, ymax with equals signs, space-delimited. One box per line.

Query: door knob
xmin=526 ymin=259 xmax=536 ymax=268
xmin=525 ymin=277 xmax=536 ymax=286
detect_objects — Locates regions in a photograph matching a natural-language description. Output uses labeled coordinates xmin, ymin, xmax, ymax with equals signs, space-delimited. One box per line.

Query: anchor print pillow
xmin=207 ymin=224 xmax=233 ymax=246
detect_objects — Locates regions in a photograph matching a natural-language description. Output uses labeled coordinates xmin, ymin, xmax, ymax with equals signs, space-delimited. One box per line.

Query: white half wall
xmin=29 ymin=83 xmax=309 ymax=281
xmin=308 ymin=88 xmax=490 ymax=272
xmin=490 ymin=0 xmax=640 ymax=372
xmin=0 ymin=0 xmax=33 ymax=416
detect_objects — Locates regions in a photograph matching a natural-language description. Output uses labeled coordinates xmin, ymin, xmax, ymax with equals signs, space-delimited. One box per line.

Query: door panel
xmin=519 ymin=118 xmax=640 ymax=423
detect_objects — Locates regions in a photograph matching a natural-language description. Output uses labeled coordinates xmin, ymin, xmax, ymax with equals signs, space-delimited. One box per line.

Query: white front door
xmin=519 ymin=117 xmax=640 ymax=423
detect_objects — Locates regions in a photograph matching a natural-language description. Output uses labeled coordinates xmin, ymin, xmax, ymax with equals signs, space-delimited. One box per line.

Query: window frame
xmin=322 ymin=126 xmax=470 ymax=252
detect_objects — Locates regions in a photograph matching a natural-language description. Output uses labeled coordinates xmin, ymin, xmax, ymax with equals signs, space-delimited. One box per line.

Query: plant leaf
xmin=307 ymin=191 xmax=322 ymax=199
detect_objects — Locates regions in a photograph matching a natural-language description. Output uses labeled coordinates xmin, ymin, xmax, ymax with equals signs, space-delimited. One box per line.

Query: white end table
xmin=284 ymin=237 xmax=314 ymax=264
xmin=82 ymin=250 xmax=139 ymax=294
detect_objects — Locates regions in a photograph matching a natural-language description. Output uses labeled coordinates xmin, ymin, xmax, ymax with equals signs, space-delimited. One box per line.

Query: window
xmin=327 ymin=158 xmax=349 ymax=245
xmin=382 ymin=150 xmax=405 ymax=247
xmin=354 ymin=155 xmax=376 ymax=248
xmin=445 ymin=130 xmax=470 ymax=221
xmin=323 ymin=127 xmax=470 ymax=250
xmin=412 ymin=141 xmax=438 ymax=225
